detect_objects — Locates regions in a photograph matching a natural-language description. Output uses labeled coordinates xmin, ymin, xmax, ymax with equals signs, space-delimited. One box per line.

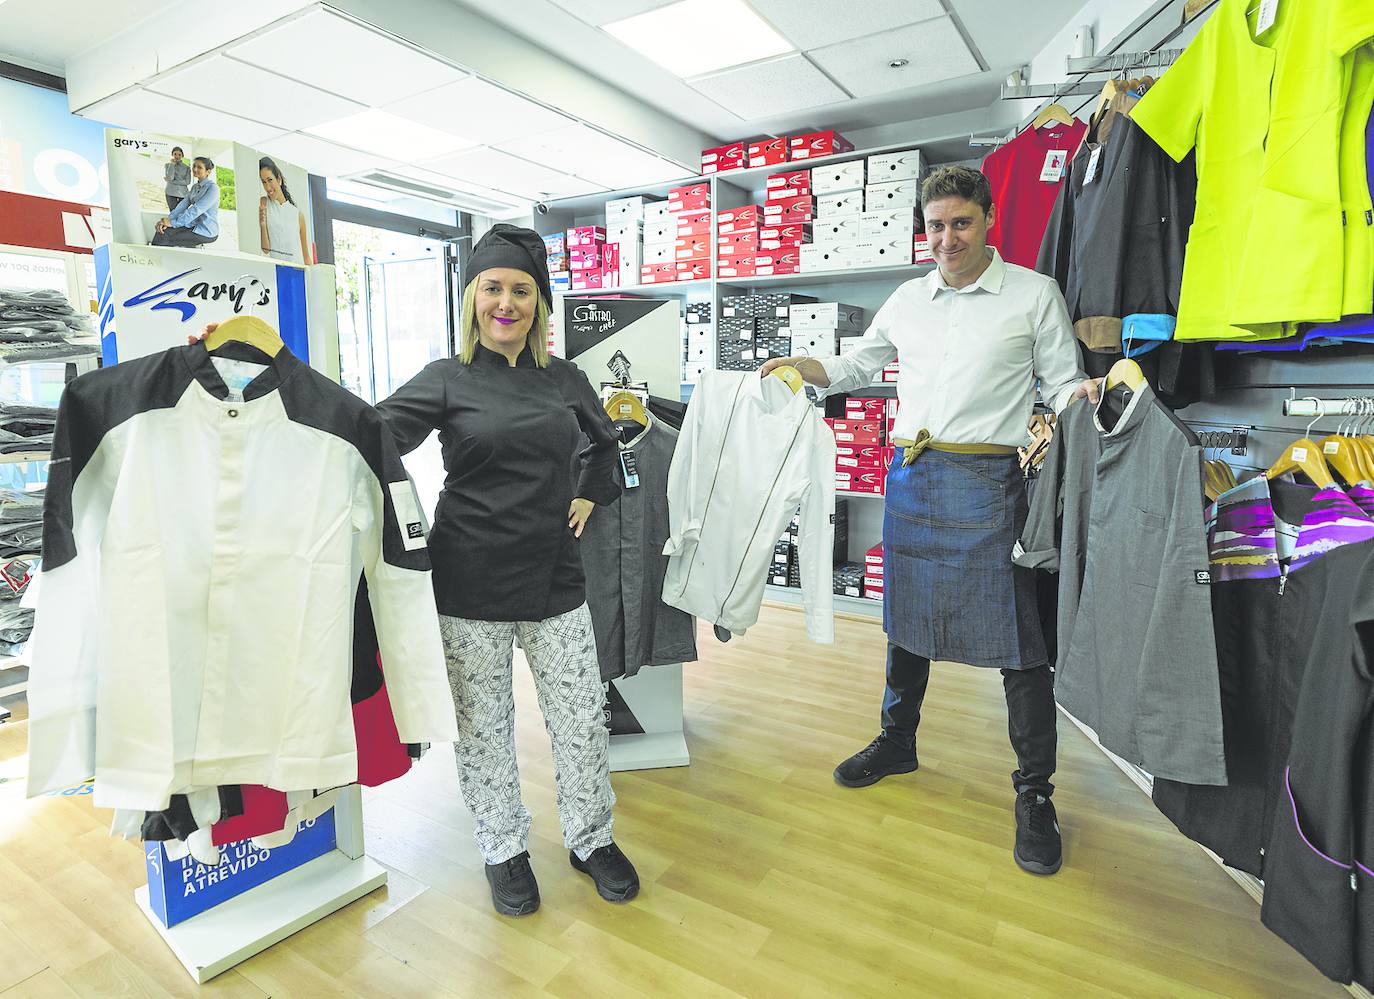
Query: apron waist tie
xmin=894 ymin=430 xmax=1018 ymax=467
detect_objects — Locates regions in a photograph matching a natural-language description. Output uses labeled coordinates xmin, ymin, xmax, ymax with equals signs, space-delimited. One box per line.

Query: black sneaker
xmin=485 ymin=851 xmax=540 ymax=916
xmin=570 ymin=842 xmax=640 ymax=902
xmin=833 ymin=735 xmax=919 ymax=788
xmin=1013 ymin=790 xmax=1063 ymax=875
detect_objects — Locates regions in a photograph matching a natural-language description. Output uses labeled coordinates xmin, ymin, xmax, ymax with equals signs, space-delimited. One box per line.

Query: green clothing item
xmin=1134 ymin=0 xmax=1374 ymax=341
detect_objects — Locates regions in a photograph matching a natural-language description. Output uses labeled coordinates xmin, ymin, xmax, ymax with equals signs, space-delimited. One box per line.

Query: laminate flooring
xmin=0 ymin=603 xmax=1343 ymax=998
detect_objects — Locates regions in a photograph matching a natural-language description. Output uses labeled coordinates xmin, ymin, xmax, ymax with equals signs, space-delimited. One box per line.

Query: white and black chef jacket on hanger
xmin=25 ymin=342 xmax=458 ymax=811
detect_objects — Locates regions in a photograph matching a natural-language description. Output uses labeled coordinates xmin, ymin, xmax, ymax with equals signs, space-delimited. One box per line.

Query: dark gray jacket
xmin=580 ymin=417 xmax=697 ymax=681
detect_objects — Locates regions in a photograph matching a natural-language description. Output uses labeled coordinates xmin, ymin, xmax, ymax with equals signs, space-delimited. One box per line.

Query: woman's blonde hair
xmin=458 ymin=275 xmax=551 ymax=367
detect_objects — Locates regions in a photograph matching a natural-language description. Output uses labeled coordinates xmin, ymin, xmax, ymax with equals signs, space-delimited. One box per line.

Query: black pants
xmin=152 ymin=226 xmax=215 ymax=248
xmin=880 ymin=641 xmax=1057 ymax=797
xmin=165 ymin=194 xmax=182 ymax=212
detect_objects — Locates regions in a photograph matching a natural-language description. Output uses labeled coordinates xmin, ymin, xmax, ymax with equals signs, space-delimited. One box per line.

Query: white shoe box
xmin=607 ymin=221 xmax=643 ymax=243
xmin=643 ymin=243 xmax=675 ymax=265
xmin=643 ymin=202 xmax=673 ymax=224
xmin=865 ymin=180 xmax=919 ymax=209
xmin=606 ymin=196 xmax=661 ymax=222
xmin=790 ymin=301 xmax=864 ymax=330
xmin=866 ymin=149 xmax=922 ymax=182
xmin=684 ymin=361 xmax=709 ymax=382
xmin=817 ymin=191 xmax=864 ymax=217
xmin=615 ymin=241 xmax=643 ymax=284
xmin=854 ymin=236 xmax=911 ymax=267
xmin=789 ymin=329 xmax=839 ymax=358
xmin=643 ymin=220 xmax=677 ymax=244
xmin=814 ymin=215 xmax=863 ymax=243
xmin=810 ymin=159 xmax=865 ymax=194
xmin=860 ymin=210 xmax=919 ymax=239
xmin=799 ymin=242 xmax=848 ymax=272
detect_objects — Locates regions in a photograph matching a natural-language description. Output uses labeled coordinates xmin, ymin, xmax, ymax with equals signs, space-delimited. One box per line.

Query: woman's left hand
xmin=568 ymin=498 xmax=595 ymax=537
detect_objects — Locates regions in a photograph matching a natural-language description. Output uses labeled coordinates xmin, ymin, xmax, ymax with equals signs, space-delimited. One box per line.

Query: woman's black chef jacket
xmin=375 ymin=343 xmax=621 ymax=622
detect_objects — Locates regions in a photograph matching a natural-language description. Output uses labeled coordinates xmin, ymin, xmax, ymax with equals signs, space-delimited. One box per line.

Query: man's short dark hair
xmin=193 ymin=156 xmax=214 ymax=172
xmin=171 ymin=146 xmax=184 ymax=155
xmin=920 ymin=165 xmax=993 ymax=217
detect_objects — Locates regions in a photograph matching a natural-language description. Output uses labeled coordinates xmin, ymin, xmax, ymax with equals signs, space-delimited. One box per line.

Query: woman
xmin=257 ymin=157 xmax=310 ymax=265
xmin=376 ymin=224 xmax=637 ymax=917
xmin=164 ymin=146 xmax=191 ymax=213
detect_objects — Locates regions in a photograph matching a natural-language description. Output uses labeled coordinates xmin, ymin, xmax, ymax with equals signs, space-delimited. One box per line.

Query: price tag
xmin=1324 ymin=441 xmax=1341 ymax=455
xmin=1291 ymin=447 xmax=1308 ymax=462
xmin=1039 ymin=149 xmax=1068 ymax=183
xmin=1083 ymin=147 xmax=1103 ymax=185
xmin=1255 ymin=0 xmax=1278 ymax=35
xmin=620 ymin=448 xmax=640 ymax=489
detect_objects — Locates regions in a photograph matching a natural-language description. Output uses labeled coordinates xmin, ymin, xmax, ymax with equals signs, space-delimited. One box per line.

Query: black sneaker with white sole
xmin=485 ymin=851 xmax=540 ymax=916
xmin=1013 ymin=790 xmax=1063 ymax=875
xmin=833 ymin=735 xmax=919 ymax=788
xmin=571 ymin=842 xmax=640 ymax=902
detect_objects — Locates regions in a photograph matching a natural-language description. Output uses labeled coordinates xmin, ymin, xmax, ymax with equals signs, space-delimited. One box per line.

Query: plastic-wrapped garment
xmin=0 ymin=522 xmax=44 ymax=558
xmin=0 ymin=339 xmax=99 ymax=364
xmin=0 ymin=488 xmax=44 ymax=523
xmin=0 ymin=326 xmax=74 ymax=344
xmin=0 ymin=604 xmax=34 ymax=643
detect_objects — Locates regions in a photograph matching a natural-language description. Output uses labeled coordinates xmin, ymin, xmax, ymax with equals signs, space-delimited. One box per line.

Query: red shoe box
xmin=835 ymin=454 xmax=885 ymax=470
xmin=567 ymin=226 xmax=607 ymax=248
xmin=828 ymin=418 xmax=883 ymax=444
xmin=789 ymin=129 xmax=855 ymax=160
xmin=866 ymin=542 xmax=884 ymax=572
xmin=836 ymin=443 xmax=883 ymax=464
xmin=716 ymin=258 xmax=757 ymax=279
xmin=863 ymin=576 xmax=885 ymax=600
xmin=717 ymin=205 xmax=761 ymax=233
xmin=701 ymin=140 xmax=745 ymax=174
xmin=762 ymin=195 xmax=816 ymax=224
xmin=747 ymin=137 xmax=788 ymax=168
xmin=717 ymin=234 xmax=758 ymax=256
xmin=881 ymin=445 xmax=896 ymax=468
xmin=835 ymin=469 xmax=885 ymax=492
xmin=882 ymin=362 xmax=900 ymax=383
xmin=668 ymin=183 xmax=711 ymax=214
xmin=675 ymin=235 xmax=710 ymax=260
xmin=570 ymin=271 xmax=604 ymax=291
xmin=759 ymin=222 xmax=812 ymax=249
xmin=676 ymin=257 xmax=711 ymax=281
xmin=754 ymin=250 xmax=800 ymax=276
xmin=599 ymin=243 xmax=619 ymax=280
xmin=640 ymin=262 xmax=678 ymax=284
xmin=766 ymin=169 xmax=811 ymax=200
xmin=913 ymin=236 xmax=933 ymax=263
xmin=570 ymin=249 xmax=602 ymax=271
xmin=676 ymin=210 xmax=713 ymax=236
xmin=844 ymin=397 xmax=887 ymax=420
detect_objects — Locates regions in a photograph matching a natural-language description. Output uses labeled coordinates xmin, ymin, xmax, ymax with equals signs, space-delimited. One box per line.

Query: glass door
xmin=333 ymin=221 xmax=458 ymax=518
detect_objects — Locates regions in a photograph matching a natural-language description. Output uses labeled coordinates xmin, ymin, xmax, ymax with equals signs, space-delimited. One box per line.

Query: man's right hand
xmin=759 ymin=355 xmax=831 ymax=388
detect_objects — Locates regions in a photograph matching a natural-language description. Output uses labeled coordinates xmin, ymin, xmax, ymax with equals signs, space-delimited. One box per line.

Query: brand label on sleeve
xmin=1195 ymin=570 xmax=1211 ymax=585
xmin=1039 ymin=149 xmax=1068 ymax=183
xmin=388 ymin=480 xmax=427 ymax=551
xmin=620 ymin=448 xmax=640 ymax=489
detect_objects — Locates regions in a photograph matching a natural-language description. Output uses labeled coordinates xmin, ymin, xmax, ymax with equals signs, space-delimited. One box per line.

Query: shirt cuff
xmin=1050 ymin=382 xmax=1081 ymax=414
xmin=816 ymin=355 xmax=851 ymax=398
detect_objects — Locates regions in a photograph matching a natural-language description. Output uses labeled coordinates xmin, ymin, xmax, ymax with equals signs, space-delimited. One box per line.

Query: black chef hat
xmin=463 ymin=224 xmax=552 ymax=308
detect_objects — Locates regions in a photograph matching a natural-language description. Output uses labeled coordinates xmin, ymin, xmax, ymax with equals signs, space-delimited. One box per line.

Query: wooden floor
xmin=0 ymin=602 xmax=1343 ymax=998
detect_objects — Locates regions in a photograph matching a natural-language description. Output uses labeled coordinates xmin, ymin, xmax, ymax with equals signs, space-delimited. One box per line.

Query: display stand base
xmin=133 ymin=851 xmax=386 ymax=984
xmin=609 ymin=730 xmax=690 ymax=771
xmin=607 ymin=663 xmax=689 ymax=772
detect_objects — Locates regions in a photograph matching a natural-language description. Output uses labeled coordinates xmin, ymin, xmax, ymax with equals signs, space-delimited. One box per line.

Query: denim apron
xmin=883 ymin=446 xmax=1048 ymax=669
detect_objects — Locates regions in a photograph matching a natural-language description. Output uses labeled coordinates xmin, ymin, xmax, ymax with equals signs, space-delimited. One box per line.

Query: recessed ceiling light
xmin=603 ymin=0 xmax=794 ymax=78
xmin=889 ymin=58 xmax=910 ymax=68
xmin=305 ymin=109 xmax=475 ymax=160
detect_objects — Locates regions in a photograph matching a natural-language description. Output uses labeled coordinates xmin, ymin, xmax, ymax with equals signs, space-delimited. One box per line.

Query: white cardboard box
xmin=815 ymin=216 xmax=864 ymax=242
xmin=799 ymin=242 xmax=845 ymax=272
xmin=865 ymin=180 xmax=919 ymax=209
xmin=643 ymin=220 xmax=675 ymax=244
xmin=854 ymin=236 xmax=911 ymax=267
xmin=643 ymin=243 xmax=675 ymax=265
xmin=810 ymin=160 xmax=865 ymax=194
xmin=789 ymin=330 xmax=838 ymax=357
xmin=643 ymin=202 xmax=673 ymax=223
xmin=606 ymin=196 xmax=661 ymax=221
xmin=860 ymin=210 xmax=920 ymax=239
xmin=866 ymin=149 xmax=922 ymax=182
xmin=790 ymin=301 xmax=864 ymax=329
xmin=817 ymin=191 xmax=864 ymax=217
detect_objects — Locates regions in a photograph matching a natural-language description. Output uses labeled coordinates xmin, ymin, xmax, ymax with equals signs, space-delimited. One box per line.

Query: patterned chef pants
xmin=439 ymin=603 xmax=615 ymax=864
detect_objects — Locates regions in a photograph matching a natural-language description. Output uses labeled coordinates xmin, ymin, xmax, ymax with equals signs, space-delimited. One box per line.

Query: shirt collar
xmin=181 ymin=340 xmax=302 ymax=401
xmin=472 ymin=341 xmax=537 ymax=368
xmin=927 ymin=247 xmax=1006 ymax=299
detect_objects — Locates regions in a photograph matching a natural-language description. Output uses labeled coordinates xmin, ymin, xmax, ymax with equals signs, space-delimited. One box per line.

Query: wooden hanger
xmin=1266 ymin=439 xmax=1336 ymax=488
xmin=604 ymin=389 xmax=648 ymax=427
xmin=1216 ymin=460 xmax=1237 ymax=491
xmin=1319 ymin=433 xmax=1366 ymax=487
xmin=1104 ymin=357 xmax=1145 ymax=392
xmin=1031 ymin=103 xmax=1075 ymax=130
xmin=768 ymin=365 xmax=803 ymax=394
xmin=1203 ymin=461 xmax=1223 ymax=503
xmin=203 ymin=315 xmax=283 ymax=357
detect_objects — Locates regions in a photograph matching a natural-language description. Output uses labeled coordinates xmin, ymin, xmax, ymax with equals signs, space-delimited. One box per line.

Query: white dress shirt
xmin=662 ymin=371 xmax=836 ymax=643
xmin=819 ymin=248 xmax=1085 ymax=446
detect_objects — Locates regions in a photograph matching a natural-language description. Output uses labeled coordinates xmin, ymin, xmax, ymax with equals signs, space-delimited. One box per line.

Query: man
xmin=152 ymin=156 xmax=219 ymax=249
xmin=761 ymin=165 xmax=1098 ymax=876
xmin=163 ymin=146 xmax=191 ymax=213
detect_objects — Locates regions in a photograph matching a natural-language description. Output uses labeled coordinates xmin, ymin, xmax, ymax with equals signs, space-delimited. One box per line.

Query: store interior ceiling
xmin=1 ymin=0 xmax=1092 ymax=218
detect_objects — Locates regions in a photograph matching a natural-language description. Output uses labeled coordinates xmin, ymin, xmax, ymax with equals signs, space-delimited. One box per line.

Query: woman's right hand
xmin=259 ymin=201 xmax=268 ymax=227
xmin=186 ymin=322 xmax=218 ymax=346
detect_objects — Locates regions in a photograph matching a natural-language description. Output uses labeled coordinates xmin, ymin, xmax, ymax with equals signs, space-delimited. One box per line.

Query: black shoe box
xmin=834 ymin=561 xmax=864 ymax=597
xmin=719 ymin=316 xmax=756 ymax=339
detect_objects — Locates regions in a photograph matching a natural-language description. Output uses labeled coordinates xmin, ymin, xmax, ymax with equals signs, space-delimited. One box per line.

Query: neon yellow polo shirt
xmin=1135 ymin=0 xmax=1374 ymax=341
xmin=1338 ymin=46 xmax=1374 ymax=318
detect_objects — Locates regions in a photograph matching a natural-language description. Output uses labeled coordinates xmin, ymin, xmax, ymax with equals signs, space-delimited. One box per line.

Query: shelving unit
xmin=717 ymin=262 xmax=933 ymax=289
xmin=765 ymin=582 xmax=882 ymax=620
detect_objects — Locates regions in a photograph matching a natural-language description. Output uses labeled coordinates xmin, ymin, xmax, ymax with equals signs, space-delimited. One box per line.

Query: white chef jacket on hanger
xmin=25 ymin=343 xmax=457 ymax=811
xmin=662 ymin=370 xmax=836 ymax=643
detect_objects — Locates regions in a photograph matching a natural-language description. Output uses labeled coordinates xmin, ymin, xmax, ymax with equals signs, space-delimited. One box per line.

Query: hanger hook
xmin=1304 ymin=397 xmax=1325 ymax=438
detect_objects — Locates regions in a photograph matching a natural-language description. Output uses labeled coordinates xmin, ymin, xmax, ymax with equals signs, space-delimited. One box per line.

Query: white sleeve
xmin=816 ymin=296 xmax=899 ymax=396
xmin=663 ymin=372 xmax=711 ymax=558
xmin=353 ymin=416 xmax=458 ymax=744
xmin=795 ymin=415 xmax=836 ymax=643
xmin=1033 ymin=279 xmax=1086 ymax=414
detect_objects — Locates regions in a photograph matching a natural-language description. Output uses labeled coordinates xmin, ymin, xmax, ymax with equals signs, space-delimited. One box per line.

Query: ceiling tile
xmin=688 ymin=54 xmax=847 ymax=121
xmin=808 ymin=18 xmax=980 ymax=98
xmin=548 ymin=0 xmax=677 ymax=25
xmin=306 ymin=109 xmax=476 ymax=160
xmin=499 ymin=124 xmax=690 ymax=188
xmin=227 ymin=9 xmax=467 ymax=107
xmin=421 ymin=146 xmax=607 ymax=200
xmin=255 ymin=131 xmax=395 ymax=177
xmin=385 ymin=77 xmax=572 ymax=146
xmin=80 ymin=88 xmax=281 ymax=145
xmin=749 ymin=0 xmax=944 ymax=50
xmin=146 ymin=54 xmax=366 ymax=132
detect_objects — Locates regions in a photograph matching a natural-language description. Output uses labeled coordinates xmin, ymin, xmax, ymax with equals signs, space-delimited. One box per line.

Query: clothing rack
xmin=1281 ymin=395 xmax=1374 ymax=419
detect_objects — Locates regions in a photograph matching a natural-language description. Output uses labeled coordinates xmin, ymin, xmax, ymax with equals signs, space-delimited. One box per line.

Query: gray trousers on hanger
xmin=439 ymin=604 xmax=615 ymax=864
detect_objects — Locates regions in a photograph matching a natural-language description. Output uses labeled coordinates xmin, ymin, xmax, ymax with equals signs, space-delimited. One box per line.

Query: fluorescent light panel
xmin=602 ymin=0 xmax=793 ymax=77
xmin=386 ymin=76 xmax=571 ymax=146
xmin=423 ymin=146 xmax=606 ymax=200
xmin=146 ymin=54 xmax=365 ymax=132
xmin=81 ymin=88 xmax=281 ymax=145
xmin=306 ymin=109 xmax=475 ymax=161
xmin=257 ymin=131 xmax=396 ymax=178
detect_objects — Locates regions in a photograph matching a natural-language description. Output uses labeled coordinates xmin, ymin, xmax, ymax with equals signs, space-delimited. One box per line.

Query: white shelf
xmin=560 ymin=280 xmax=710 ymax=297
xmin=836 ymin=490 xmax=886 ymax=500
xmin=718 ymin=262 xmax=933 ymax=288
xmin=0 ymin=451 xmax=51 ymax=464
xmin=764 ymin=582 xmax=882 ymax=619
